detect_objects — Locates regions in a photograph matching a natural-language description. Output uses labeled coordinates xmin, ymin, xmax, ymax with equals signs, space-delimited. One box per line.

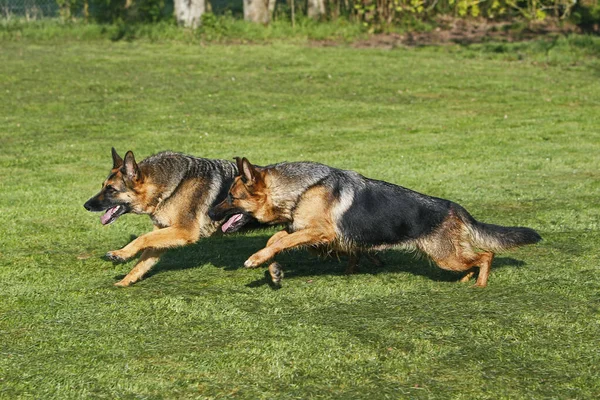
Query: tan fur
xmin=229 ymin=162 xmax=498 ymax=285
xmin=214 ymin=164 xmax=384 ymax=275
xmin=87 ymin=150 xmax=234 ymax=287
xmin=268 ymin=262 xmax=284 ymax=285
xmin=217 ymin=158 xmax=539 ymax=287
xmin=414 ymin=212 xmax=495 ymax=287
xmin=227 ymin=173 xmax=290 ymax=224
xmin=244 ymin=186 xmax=337 ymax=268
xmin=266 ymin=230 xmax=290 ymax=247
xmin=114 ymin=226 xmax=166 ymax=287
xmin=105 ymin=173 xmax=216 ymax=268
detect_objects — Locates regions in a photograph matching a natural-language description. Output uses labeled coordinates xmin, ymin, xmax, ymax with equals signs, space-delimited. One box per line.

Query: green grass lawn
xmin=1 ymin=36 xmax=599 ymax=399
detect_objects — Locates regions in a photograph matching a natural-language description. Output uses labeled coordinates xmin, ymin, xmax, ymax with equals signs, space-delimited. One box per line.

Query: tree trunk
xmin=244 ymin=0 xmax=270 ymax=24
xmin=174 ymin=0 xmax=206 ymax=28
xmin=268 ymin=0 xmax=277 ymax=18
xmin=307 ymin=0 xmax=325 ymax=19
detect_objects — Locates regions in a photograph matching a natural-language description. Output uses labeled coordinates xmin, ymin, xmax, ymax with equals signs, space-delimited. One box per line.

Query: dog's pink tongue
xmin=101 ymin=206 xmax=119 ymax=225
xmin=221 ymin=214 xmax=243 ymax=233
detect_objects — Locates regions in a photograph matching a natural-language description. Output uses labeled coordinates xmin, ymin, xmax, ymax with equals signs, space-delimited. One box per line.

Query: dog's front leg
xmin=114 ymin=248 xmax=166 ymax=287
xmin=244 ymin=228 xmax=334 ymax=268
xmin=266 ymin=230 xmax=290 ymax=247
xmin=106 ymin=225 xmax=200 ymax=262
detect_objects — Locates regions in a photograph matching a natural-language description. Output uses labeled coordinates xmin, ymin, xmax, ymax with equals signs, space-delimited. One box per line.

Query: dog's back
xmin=263 ymin=162 xmax=454 ymax=247
xmin=270 ymin=162 xmax=540 ymax=252
xmin=332 ymin=176 xmax=452 ymax=247
xmin=139 ymin=152 xmax=238 ymax=233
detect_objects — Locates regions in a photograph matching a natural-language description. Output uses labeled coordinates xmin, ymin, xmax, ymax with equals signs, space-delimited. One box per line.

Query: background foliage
xmin=2 ymin=0 xmax=600 ymax=31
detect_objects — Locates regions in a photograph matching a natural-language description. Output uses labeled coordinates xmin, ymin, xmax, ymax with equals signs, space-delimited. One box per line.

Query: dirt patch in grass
xmin=314 ymin=18 xmax=581 ymax=49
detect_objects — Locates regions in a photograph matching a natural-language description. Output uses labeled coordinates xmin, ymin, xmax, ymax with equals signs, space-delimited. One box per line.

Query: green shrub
xmin=570 ymin=0 xmax=600 ymax=32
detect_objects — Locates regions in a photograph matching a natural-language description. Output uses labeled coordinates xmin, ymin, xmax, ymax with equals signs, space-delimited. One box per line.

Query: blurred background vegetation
xmin=1 ymin=0 xmax=599 ymax=35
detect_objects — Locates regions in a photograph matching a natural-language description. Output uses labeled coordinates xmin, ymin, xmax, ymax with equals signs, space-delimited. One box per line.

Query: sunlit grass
xmin=0 ymin=39 xmax=599 ymax=398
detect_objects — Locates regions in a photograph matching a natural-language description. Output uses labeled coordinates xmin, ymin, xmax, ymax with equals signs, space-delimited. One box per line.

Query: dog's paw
xmin=268 ymin=262 xmax=284 ymax=286
xmin=114 ymin=279 xmax=132 ymax=287
xmin=244 ymin=249 xmax=273 ymax=268
xmin=105 ymin=251 xmax=127 ymax=263
xmin=244 ymin=254 xmax=264 ymax=268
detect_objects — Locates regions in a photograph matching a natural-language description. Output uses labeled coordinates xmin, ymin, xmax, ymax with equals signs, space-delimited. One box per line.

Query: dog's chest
xmin=148 ymin=201 xmax=180 ymax=228
xmin=150 ymin=213 xmax=171 ymax=229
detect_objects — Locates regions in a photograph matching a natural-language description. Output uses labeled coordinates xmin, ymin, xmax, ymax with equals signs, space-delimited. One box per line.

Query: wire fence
xmin=1 ymin=0 xmax=60 ymax=18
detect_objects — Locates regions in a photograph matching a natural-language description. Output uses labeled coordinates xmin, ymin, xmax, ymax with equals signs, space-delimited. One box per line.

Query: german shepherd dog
xmin=83 ymin=148 xmax=254 ymax=287
xmin=208 ymin=158 xmax=542 ymax=287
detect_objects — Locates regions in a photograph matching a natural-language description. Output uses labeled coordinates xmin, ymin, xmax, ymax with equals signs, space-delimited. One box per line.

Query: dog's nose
xmin=207 ymin=208 xmax=217 ymax=220
xmin=83 ymin=201 xmax=92 ymax=211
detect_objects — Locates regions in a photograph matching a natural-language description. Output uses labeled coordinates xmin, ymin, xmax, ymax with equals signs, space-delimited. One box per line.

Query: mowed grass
xmin=1 ymin=37 xmax=600 ymax=399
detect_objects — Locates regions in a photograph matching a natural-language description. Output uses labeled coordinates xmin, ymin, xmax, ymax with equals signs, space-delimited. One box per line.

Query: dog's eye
xmin=105 ymin=185 xmax=115 ymax=193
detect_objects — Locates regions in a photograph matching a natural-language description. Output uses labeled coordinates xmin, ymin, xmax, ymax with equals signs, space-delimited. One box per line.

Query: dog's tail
xmin=456 ymin=207 xmax=542 ymax=252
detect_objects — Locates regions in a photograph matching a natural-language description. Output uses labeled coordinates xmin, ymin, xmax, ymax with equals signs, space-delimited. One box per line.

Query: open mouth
xmin=221 ymin=213 xmax=246 ymax=233
xmin=100 ymin=205 xmax=127 ymax=225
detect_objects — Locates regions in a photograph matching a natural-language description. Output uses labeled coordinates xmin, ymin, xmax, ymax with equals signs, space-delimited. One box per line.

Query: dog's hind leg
xmin=115 ymin=248 xmax=166 ymax=287
xmin=344 ymin=252 xmax=383 ymax=274
xmin=366 ymin=253 xmax=384 ymax=268
xmin=474 ymin=252 xmax=494 ymax=288
xmin=345 ymin=253 xmax=361 ymax=274
xmin=432 ymin=251 xmax=495 ymax=288
xmin=419 ymin=213 xmax=495 ymax=287
xmin=459 ymin=268 xmax=476 ymax=283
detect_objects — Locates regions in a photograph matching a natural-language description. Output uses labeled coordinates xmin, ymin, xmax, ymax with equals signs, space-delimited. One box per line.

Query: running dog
xmin=84 ymin=149 xmax=254 ymax=287
xmin=208 ymin=157 xmax=541 ymax=287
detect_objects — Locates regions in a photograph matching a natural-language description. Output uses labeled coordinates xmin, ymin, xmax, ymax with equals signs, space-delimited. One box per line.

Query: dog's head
xmin=209 ymin=157 xmax=279 ymax=232
xmin=83 ymin=148 xmax=146 ymax=225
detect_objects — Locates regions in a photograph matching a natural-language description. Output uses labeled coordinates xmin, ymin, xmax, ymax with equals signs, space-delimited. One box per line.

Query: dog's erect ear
xmin=111 ymin=147 xmax=123 ymax=169
xmin=234 ymin=157 xmax=244 ymax=177
xmin=122 ymin=151 xmax=141 ymax=182
xmin=241 ymin=157 xmax=257 ymax=185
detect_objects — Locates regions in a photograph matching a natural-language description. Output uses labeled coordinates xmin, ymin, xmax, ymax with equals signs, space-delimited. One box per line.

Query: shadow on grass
xmin=245 ymin=250 xmax=526 ymax=288
xmin=110 ymin=231 xmax=527 ymax=286
xmin=110 ymin=232 xmax=271 ymax=282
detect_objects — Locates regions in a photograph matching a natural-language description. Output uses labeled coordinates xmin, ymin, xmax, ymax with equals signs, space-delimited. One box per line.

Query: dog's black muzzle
xmin=84 ymin=193 xmax=131 ymax=225
xmin=208 ymin=203 xmax=238 ymax=222
xmin=84 ymin=195 xmax=105 ymax=212
xmin=208 ymin=201 xmax=255 ymax=233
